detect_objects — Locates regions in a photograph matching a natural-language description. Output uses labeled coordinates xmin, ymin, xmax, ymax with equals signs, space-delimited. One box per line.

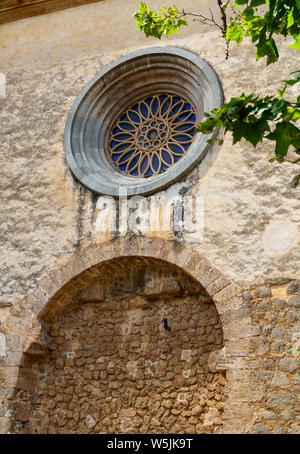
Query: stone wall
xmin=9 ymin=258 xmax=225 ymax=434
xmin=0 ymin=0 xmax=299 ymax=435
xmin=247 ymin=281 xmax=300 ymax=434
xmin=0 ymin=237 xmax=299 ymax=434
xmin=0 ymin=0 xmax=299 ymax=306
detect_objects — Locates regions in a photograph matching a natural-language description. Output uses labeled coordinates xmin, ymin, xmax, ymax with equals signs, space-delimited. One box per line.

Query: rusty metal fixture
xmin=108 ymin=93 xmax=197 ymax=177
xmin=64 ymin=47 xmax=223 ymax=196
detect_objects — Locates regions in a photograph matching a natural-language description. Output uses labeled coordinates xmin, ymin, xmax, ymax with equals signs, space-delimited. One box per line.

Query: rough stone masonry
xmin=0 ymin=0 xmax=299 ymax=434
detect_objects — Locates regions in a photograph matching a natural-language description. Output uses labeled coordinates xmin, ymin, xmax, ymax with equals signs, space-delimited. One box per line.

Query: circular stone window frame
xmin=64 ymin=47 xmax=223 ymax=197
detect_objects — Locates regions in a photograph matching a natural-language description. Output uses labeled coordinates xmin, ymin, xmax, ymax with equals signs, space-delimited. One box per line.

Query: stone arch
xmin=20 ymin=236 xmax=236 ymax=323
xmin=0 ymin=237 xmax=263 ymax=434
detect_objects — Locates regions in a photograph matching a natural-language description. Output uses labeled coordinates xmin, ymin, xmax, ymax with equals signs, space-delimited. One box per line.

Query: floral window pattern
xmin=108 ymin=93 xmax=197 ymax=177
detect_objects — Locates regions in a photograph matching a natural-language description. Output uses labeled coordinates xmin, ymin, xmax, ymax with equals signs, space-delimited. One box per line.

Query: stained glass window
xmin=108 ymin=93 xmax=197 ymax=177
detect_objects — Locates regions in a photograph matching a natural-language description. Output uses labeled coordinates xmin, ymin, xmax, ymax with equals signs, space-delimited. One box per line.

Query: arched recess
xmin=0 ymin=237 xmax=262 ymax=434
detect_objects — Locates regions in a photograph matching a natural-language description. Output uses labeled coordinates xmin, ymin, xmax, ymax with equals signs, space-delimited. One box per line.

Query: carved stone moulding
xmin=64 ymin=47 xmax=223 ymax=196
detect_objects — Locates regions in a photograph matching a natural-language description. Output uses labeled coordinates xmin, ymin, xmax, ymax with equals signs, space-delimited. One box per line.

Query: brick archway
xmin=0 ymin=237 xmax=264 ymax=433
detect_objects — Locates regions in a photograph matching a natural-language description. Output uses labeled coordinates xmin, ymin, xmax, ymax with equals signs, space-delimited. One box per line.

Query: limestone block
xmin=0 ymin=417 xmax=10 ymax=434
xmin=18 ymin=368 xmax=38 ymax=393
xmin=267 ymin=392 xmax=295 ymax=409
xmin=279 ymin=357 xmax=299 ymax=373
xmin=271 ymin=373 xmax=290 ymax=389
xmin=287 ymin=280 xmax=300 ymax=295
xmin=223 ymin=317 xmax=260 ymax=340
xmin=207 ymin=347 xmax=226 ymax=372
xmin=144 ymin=277 xmax=181 ymax=298
xmin=80 ymin=281 xmax=105 ymax=302
xmin=249 ymin=423 xmax=268 ymax=434
xmin=13 ymin=402 xmax=32 ymax=422
xmin=253 ymin=287 xmax=271 ymax=299
xmin=24 ymin=341 xmax=48 ymax=361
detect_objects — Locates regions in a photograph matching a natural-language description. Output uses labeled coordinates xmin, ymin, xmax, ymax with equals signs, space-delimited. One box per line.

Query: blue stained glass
xmin=113 ymin=142 xmax=131 ymax=152
xmin=162 ymin=151 xmax=172 ymax=164
xmin=159 ymin=94 xmax=167 ymax=102
xmin=108 ymin=92 xmax=197 ymax=177
xmin=174 ymin=112 xmax=191 ymax=122
xmin=145 ymin=168 xmax=154 ymax=177
xmin=120 ymin=123 xmax=135 ymax=131
xmin=140 ymin=103 xmax=149 ymax=117
xmin=128 ymin=156 xmax=139 ymax=170
xmin=176 ymin=135 xmax=191 ymax=143
xmin=119 ymin=151 xmax=134 ymax=163
xmin=141 ymin=156 xmax=149 ymax=173
xmin=162 ymin=100 xmax=171 ymax=114
xmin=115 ymin=133 xmax=132 ymax=141
xmin=151 ymin=98 xmax=159 ymax=116
xmin=169 ymin=144 xmax=184 ymax=154
xmin=174 ymin=124 xmax=193 ymax=131
xmin=128 ymin=111 xmax=140 ymax=123
xmin=110 ymin=140 xmax=119 ymax=149
xmin=152 ymin=155 xmax=160 ymax=172
xmin=169 ymin=103 xmax=183 ymax=116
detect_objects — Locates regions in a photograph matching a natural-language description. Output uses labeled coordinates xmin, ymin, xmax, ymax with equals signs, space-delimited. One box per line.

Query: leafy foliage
xmin=134 ymin=3 xmax=186 ymax=39
xmin=135 ymin=1 xmax=300 ymax=186
xmin=196 ymin=71 xmax=300 ymax=161
xmin=226 ymin=0 xmax=300 ymax=65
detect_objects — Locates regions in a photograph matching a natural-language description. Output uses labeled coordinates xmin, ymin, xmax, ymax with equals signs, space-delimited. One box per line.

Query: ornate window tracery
xmin=64 ymin=47 xmax=223 ymax=196
xmin=108 ymin=94 xmax=196 ymax=177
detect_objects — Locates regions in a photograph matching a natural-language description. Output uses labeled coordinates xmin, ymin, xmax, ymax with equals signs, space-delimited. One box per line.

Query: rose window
xmin=64 ymin=47 xmax=223 ymax=196
xmin=108 ymin=94 xmax=196 ymax=177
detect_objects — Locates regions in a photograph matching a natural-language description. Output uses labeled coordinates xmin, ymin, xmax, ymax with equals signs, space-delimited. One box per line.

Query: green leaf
xmin=283 ymin=70 xmax=300 ymax=86
xmin=250 ymin=0 xmax=265 ymax=6
xmin=284 ymin=108 xmax=300 ymax=122
xmin=226 ymin=23 xmax=245 ymax=44
xmin=287 ymin=8 xmax=295 ymax=29
xmin=271 ymin=99 xmax=288 ymax=118
xmin=235 ymin=0 xmax=249 ymax=7
xmin=289 ymin=36 xmax=300 ymax=51
xmin=256 ymin=37 xmax=279 ymax=65
xmin=273 ymin=122 xmax=291 ymax=158
xmin=177 ymin=18 xmax=187 ymax=26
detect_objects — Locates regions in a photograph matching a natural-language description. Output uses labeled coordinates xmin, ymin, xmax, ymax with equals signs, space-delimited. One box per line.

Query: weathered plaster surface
xmin=0 ymin=0 xmax=299 ymax=304
xmin=0 ymin=0 xmax=220 ymax=65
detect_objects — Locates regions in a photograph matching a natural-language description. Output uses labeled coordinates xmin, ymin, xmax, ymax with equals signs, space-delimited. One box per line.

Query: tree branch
xmin=178 ymin=2 xmax=229 ymax=58
xmin=217 ymin=0 xmax=229 ymax=58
